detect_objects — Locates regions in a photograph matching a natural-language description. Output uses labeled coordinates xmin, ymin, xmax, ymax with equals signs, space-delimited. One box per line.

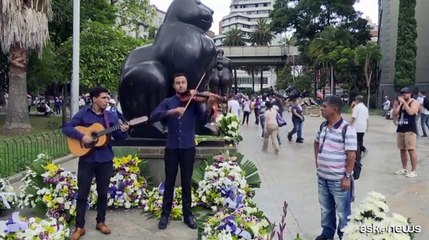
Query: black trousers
xmin=242 ymin=111 xmax=250 ymax=125
xmin=75 ymin=161 xmax=113 ymax=228
xmin=357 ymin=132 xmax=366 ymax=153
xmin=161 ymin=148 xmax=195 ymax=218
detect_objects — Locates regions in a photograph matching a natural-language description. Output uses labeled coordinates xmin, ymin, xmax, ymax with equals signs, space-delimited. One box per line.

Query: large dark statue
xmin=119 ymin=0 xmax=217 ymax=138
xmin=209 ymin=49 xmax=233 ymax=97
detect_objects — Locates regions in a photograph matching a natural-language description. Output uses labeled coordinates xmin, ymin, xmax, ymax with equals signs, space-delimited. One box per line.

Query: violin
xmin=179 ymin=90 xmax=226 ymax=104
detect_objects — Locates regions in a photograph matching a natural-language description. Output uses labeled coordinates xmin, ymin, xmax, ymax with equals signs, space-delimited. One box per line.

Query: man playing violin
xmin=150 ymin=73 xmax=214 ymax=230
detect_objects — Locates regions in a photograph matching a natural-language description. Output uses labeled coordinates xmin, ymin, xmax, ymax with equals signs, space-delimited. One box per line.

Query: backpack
xmin=423 ymin=97 xmax=429 ymax=111
xmin=319 ymin=121 xmax=362 ymax=180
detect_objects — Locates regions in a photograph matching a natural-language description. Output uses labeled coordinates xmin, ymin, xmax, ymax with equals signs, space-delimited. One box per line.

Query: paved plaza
xmin=6 ymin=113 xmax=429 ymax=239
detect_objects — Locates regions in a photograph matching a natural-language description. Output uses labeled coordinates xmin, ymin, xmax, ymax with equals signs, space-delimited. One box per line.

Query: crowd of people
xmin=58 ymin=79 xmax=429 ymax=240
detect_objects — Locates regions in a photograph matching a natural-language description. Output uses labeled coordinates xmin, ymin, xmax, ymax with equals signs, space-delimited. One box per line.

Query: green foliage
xmin=308 ymin=27 xmax=353 ymax=64
xmin=191 ymin=151 xmax=261 ymax=189
xmin=50 ymin=0 xmax=117 ymax=47
xmin=222 ymin=27 xmax=247 ymax=46
xmin=394 ymin=0 xmax=417 ymax=90
xmin=270 ymin=0 xmax=370 ymax=46
xmin=275 ymin=65 xmax=293 ymax=90
xmin=116 ymin=0 xmax=154 ymax=35
xmin=56 ymin=22 xmax=148 ymax=93
xmin=248 ymin=19 xmax=275 ymax=46
xmin=27 ymin=43 xmax=63 ymax=94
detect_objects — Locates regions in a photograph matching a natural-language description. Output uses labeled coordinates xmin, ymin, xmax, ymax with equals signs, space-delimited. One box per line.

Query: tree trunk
xmin=330 ymin=65 xmax=335 ymax=96
xmin=2 ymin=46 xmax=32 ymax=135
xmin=251 ymin=66 xmax=255 ymax=92
xmin=260 ymin=67 xmax=263 ymax=92
xmin=234 ymin=68 xmax=237 ymax=94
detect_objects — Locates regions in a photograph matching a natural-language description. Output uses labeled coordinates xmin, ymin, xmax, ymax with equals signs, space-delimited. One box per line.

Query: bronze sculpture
xmin=209 ymin=49 xmax=233 ymax=97
xmin=119 ymin=0 xmax=217 ymax=138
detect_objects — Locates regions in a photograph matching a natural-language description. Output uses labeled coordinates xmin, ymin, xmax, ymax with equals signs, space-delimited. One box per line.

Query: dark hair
xmin=324 ymin=96 xmax=342 ymax=113
xmin=172 ymin=73 xmax=188 ymax=83
xmin=89 ymin=86 xmax=109 ymax=100
xmin=265 ymin=100 xmax=272 ymax=109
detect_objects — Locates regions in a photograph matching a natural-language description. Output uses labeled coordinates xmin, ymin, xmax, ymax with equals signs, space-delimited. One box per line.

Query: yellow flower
xmin=129 ymin=166 xmax=140 ymax=174
xmin=44 ymin=163 xmax=59 ymax=173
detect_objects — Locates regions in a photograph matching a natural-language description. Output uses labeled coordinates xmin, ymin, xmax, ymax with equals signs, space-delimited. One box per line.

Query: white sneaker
xmin=394 ymin=169 xmax=407 ymax=175
xmin=405 ymin=171 xmax=417 ymax=178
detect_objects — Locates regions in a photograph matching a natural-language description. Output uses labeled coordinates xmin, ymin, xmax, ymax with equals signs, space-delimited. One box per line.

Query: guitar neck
xmin=97 ymin=124 xmax=122 ymax=137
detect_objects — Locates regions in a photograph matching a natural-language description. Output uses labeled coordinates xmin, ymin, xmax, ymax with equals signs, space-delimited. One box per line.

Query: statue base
xmin=112 ymin=139 xmax=236 ymax=186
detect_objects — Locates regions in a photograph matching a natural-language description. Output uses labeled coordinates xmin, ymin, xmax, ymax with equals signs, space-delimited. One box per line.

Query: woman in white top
xmin=263 ymin=101 xmax=280 ymax=154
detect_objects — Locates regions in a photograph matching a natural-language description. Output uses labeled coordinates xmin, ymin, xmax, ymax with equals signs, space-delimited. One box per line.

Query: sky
xmin=149 ymin=0 xmax=379 ymax=34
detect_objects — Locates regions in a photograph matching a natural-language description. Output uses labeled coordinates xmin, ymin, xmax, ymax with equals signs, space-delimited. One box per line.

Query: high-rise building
xmin=212 ymin=0 xmax=281 ymax=92
xmin=378 ymin=0 xmax=429 ymax=99
xmin=213 ymin=0 xmax=277 ymax=46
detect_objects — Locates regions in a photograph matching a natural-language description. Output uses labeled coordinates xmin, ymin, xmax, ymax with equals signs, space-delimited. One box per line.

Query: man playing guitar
xmin=62 ymin=86 xmax=129 ymax=240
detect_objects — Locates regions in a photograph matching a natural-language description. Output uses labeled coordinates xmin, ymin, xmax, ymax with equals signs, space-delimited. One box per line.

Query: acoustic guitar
xmin=67 ymin=116 xmax=148 ymax=157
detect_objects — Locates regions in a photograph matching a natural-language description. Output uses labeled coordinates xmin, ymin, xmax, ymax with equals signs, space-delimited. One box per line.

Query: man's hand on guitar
xmin=81 ymin=135 xmax=93 ymax=144
xmin=119 ymin=123 xmax=129 ymax=132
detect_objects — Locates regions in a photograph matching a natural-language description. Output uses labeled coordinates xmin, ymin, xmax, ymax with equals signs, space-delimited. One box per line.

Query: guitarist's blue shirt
xmin=62 ymin=107 xmax=128 ymax=163
xmin=150 ymin=95 xmax=209 ymax=149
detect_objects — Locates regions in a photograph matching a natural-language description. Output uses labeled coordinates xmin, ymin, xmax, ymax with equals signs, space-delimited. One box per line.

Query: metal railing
xmin=0 ymin=130 xmax=69 ymax=177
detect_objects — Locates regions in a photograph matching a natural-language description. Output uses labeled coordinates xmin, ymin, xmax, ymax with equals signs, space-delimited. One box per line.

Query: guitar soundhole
xmin=84 ymin=139 xmax=98 ymax=149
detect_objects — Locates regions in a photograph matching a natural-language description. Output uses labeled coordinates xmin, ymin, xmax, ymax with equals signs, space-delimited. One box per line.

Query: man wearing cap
xmin=391 ymin=87 xmax=420 ymax=178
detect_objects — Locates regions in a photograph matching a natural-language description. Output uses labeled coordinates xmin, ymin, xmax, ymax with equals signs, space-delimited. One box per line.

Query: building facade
xmin=379 ymin=0 xmax=429 ymax=100
xmin=212 ymin=0 xmax=280 ymax=92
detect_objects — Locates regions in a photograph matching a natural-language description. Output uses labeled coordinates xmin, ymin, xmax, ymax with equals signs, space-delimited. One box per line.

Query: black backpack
xmin=319 ymin=121 xmax=362 ymax=180
xmin=423 ymin=97 xmax=429 ymax=111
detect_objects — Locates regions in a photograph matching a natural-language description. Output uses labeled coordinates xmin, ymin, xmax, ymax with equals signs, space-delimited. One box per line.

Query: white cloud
xmin=150 ymin=0 xmax=379 ymax=34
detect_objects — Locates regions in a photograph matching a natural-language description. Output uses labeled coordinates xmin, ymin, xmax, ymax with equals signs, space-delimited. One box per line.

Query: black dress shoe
xmin=183 ymin=216 xmax=197 ymax=229
xmin=158 ymin=215 xmax=168 ymax=230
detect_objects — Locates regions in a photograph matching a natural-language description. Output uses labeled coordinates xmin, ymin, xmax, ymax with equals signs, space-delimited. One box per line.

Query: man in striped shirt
xmin=314 ymin=96 xmax=357 ymax=240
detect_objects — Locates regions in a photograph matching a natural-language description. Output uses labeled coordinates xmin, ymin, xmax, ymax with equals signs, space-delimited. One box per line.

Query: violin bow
xmin=179 ymin=72 xmax=206 ymax=119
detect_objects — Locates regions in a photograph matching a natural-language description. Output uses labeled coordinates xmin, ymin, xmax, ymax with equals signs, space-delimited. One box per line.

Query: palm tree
xmin=248 ymin=19 xmax=275 ymax=91
xmin=308 ymin=27 xmax=353 ymax=95
xmin=222 ymin=27 xmax=246 ymax=46
xmin=248 ymin=19 xmax=275 ymax=46
xmin=0 ymin=0 xmax=52 ymax=134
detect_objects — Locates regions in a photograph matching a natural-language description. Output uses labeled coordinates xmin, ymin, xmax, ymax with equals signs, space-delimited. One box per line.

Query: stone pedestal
xmin=113 ymin=145 xmax=237 ymax=186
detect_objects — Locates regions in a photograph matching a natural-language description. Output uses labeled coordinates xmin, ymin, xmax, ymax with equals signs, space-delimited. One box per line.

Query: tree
xmin=115 ymin=0 xmax=154 ymax=38
xmin=222 ymin=27 xmax=246 ymax=46
xmin=0 ymin=53 xmax=8 ymax=106
xmin=270 ymin=0 xmax=370 ymax=46
xmin=248 ymin=19 xmax=275 ymax=46
xmin=308 ymin=27 xmax=353 ymax=95
xmin=394 ymin=0 xmax=417 ymax=90
xmin=0 ymin=0 xmax=52 ymax=134
xmin=247 ymin=19 xmax=275 ymax=91
xmin=355 ymin=43 xmax=382 ymax=106
xmin=49 ymin=0 xmax=117 ymax=47
xmin=56 ymin=22 xmax=148 ymax=93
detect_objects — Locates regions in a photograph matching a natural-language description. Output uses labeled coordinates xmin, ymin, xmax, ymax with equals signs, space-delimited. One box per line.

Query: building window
xmin=263 ymin=3 xmax=268 ymax=7
xmin=255 ymin=4 xmax=258 ymax=7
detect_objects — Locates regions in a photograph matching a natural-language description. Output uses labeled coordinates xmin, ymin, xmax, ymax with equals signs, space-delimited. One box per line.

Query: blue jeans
xmin=421 ymin=113 xmax=429 ymax=136
xmin=317 ymin=177 xmax=352 ymax=239
xmin=289 ymin=120 xmax=303 ymax=139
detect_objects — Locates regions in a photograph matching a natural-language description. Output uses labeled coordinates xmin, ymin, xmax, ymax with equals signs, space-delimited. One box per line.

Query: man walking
xmin=314 ymin=96 xmax=357 ymax=240
xmin=150 ymin=73 xmax=212 ymax=230
xmin=350 ymin=95 xmax=369 ymax=156
xmin=417 ymin=91 xmax=429 ymax=137
xmin=63 ymin=86 xmax=129 ymax=240
xmin=392 ymin=87 xmax=419 ymax=178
